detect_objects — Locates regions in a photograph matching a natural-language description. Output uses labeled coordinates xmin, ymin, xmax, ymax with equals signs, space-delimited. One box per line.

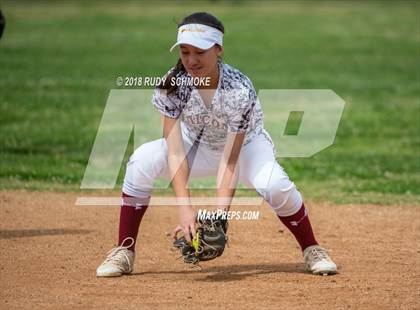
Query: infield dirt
xmin=0 ymin=191 xmax=419 ymax=309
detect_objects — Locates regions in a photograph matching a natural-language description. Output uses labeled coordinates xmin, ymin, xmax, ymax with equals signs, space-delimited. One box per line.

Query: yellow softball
xmin=192 ymin=231 xmax=200 ymax=251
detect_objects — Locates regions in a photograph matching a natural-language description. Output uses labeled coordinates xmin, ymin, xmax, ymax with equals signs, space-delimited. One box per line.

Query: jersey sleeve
xmin=152 ymin=88 xmax=182 ymax=119
xmin=227 ymin=86 xmax=258 ymax=133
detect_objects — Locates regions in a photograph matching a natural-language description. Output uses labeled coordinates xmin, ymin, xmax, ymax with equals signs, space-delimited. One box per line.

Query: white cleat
xmin=303 ymin=245 xmax=338 ymax=276
xmin=96 ymin=237 xmax=135 ymax=277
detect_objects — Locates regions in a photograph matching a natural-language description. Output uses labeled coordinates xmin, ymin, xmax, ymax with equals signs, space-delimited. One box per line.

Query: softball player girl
xmin=97 ymin=12 xmax=337 ymax=277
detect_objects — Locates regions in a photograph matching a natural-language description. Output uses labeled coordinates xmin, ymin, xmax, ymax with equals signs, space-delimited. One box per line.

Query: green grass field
xmin=0 ymin=1 xmax=419 ymax=204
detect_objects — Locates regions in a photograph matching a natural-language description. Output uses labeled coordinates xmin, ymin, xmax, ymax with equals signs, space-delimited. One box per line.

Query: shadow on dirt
xmin=0 ymin=228 xmax=93 ymax=239
xmin=133 ymin=263 xmax=305 ymax=281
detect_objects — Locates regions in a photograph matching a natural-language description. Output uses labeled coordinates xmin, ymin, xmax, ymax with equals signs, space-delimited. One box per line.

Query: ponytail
xmin=158 ymin=58 xmax=185 ymax=95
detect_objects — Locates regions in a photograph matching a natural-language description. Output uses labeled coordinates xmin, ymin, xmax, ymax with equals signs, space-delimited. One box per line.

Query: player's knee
xmin=262 ymin=176 xmax=302 ymax=217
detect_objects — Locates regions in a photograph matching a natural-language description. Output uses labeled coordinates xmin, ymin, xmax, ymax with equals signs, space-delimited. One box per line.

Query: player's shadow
xmin=196 ymin=263 xmax=306 ymax=282
xmin=134 ymin=263 xmax=305 ymax=282
xmin=0 ymin=228 xmax=93 ymax=239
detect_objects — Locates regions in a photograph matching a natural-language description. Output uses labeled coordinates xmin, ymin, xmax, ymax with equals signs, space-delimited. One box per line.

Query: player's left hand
xmin=173 ymin=216 xmax=228 ymax=265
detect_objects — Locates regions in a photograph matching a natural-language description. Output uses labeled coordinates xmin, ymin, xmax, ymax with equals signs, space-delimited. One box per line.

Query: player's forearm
xmin=216 ymin=132 xmax=245 ymax=211
xmin=168 ymin=154 xmax=191 ymax=206
xmin=162 ymin=115 xmax=192 ymax=207
xmin=216 ymin=161 xmax=239 ymax=211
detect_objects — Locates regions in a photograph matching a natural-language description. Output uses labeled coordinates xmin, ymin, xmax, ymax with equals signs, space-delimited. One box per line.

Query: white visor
xmin=170 ymin=23 xmax=223 ymax=52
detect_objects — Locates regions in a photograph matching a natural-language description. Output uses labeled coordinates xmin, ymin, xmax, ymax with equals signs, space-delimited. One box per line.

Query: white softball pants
xmin=122 ymin=133 xmax=302 ymax=216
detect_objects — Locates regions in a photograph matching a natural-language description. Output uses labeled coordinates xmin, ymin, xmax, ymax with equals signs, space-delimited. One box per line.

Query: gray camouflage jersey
xmin=152 ymin=60 xmax=272 ymax=152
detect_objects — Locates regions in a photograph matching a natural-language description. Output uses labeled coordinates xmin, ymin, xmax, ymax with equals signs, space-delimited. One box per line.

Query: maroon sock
xmin=278 ymin=203 xmax=318 ymax=251
xmin=118 ymin=192 xmax=149 ymax=252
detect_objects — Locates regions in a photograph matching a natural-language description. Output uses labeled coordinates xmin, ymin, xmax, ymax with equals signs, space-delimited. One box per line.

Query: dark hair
xmin=159 ymin=12 xmax=225 ymax=94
